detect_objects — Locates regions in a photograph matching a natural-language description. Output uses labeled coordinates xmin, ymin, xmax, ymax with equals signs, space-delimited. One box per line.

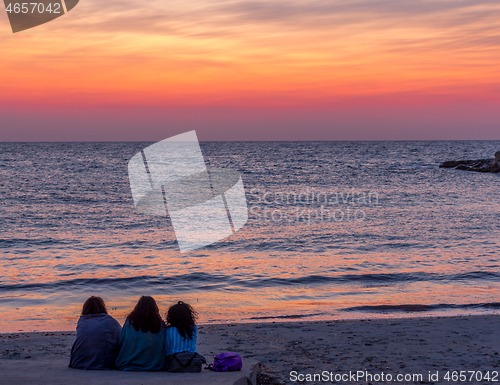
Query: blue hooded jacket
xmin=115 ymin=321 xmax=166 ymax=371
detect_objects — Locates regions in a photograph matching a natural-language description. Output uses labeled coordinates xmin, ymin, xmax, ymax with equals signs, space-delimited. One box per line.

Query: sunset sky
xmin=1 ymin=0 xmax=500 ymax=141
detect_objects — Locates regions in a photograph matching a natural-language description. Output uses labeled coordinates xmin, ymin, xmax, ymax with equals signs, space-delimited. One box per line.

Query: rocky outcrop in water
xmin=440 ymin=151 xmax=500 ymax=173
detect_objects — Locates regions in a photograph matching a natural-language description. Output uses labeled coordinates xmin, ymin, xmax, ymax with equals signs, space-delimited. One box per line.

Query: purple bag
xmin=212 ymin=352 xmax=242 ymax=372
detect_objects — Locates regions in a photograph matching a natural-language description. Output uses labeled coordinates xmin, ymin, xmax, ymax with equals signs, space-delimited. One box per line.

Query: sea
xmin=0 ymin=141 xmax=499 ymax=333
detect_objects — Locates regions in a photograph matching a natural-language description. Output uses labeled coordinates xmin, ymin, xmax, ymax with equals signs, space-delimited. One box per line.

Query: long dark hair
xmin=166 ymin=301 xmax=197 ymax=339
xmin=82 ymin=296 xmax=107 ymax=315
xmin=126 ymin=296 xmax=164 ymax=334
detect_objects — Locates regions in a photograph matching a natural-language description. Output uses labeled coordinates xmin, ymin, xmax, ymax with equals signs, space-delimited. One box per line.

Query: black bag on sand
xmin=166 ymin=352 xmax=207 ymax=373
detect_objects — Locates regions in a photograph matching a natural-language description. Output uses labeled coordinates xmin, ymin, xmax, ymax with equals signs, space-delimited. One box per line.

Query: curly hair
xmin=166 ymin=301 xmax=197 ymax=339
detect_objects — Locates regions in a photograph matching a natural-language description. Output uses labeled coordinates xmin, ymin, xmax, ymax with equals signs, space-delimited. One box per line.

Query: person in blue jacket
xmin=115 ymin=296 xmax=166 ymax=371
xmin=165 ymin=301 xmax=198 ymax=356
xmin=69 ymin=296 xmax=122 ymax=370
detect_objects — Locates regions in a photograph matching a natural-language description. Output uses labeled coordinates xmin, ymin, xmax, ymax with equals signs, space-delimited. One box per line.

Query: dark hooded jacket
xmin=69 ymin=313 xmax=122 ymax=370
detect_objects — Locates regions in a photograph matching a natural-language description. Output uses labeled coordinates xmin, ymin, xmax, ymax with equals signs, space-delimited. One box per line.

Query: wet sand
xmin=1 ymin=315 xmax=499 ymax=384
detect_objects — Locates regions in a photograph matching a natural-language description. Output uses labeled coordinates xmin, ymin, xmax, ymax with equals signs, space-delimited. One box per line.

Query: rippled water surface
xmin=1 ymin=141 xmax=499 ymax=332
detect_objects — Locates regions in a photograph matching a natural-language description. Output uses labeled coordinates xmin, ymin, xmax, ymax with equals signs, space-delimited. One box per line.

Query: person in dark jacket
xmin=115 ymin=296 xmax=166 ymax=371
xmin=69 ymin=296 xmax=122 ymax=370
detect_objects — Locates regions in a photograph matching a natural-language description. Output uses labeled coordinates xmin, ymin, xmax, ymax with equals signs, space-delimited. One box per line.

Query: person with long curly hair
xmin=115 ymin=296 xmax=166 ymax=371
xmin=165 ymin=301 xmax=198 ymax=356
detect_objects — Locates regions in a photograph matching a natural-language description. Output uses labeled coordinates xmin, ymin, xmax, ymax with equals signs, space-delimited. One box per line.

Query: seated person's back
xmin=70 ymin=296 xmax=122 ymax=370
xmin=165 ymin=301 xmax=198 ymax=356
xmin=115 ymin=296 xmax=166 ymax=371
xmin=165 ymin=324 xmax=198 ymax=355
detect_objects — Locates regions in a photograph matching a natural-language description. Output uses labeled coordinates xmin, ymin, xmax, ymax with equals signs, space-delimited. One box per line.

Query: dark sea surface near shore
xmin=0 ymin=141 xmax=499 ymax=332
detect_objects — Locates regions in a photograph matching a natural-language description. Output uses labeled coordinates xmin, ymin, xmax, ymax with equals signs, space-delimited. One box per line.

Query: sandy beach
xmin=1 ymin=315 xmax=498 ymax=384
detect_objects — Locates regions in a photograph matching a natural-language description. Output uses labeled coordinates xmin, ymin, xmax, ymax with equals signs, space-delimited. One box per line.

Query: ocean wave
xmin=343 ymin=302 xmax=500 ymax=313
xmin=0 ymin=270 xmax=498 ymax=293
xmin=247 ymin=312 xmax=326 ymax=320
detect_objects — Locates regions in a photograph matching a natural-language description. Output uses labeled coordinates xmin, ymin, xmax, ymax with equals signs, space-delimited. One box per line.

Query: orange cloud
xmin=1 ymin=0 xmax=499 ymax=109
